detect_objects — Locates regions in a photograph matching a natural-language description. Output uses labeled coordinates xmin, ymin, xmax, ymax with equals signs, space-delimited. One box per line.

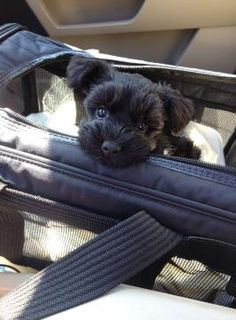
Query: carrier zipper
xmin=1 ymin=108 xmax=236 ymax=176
xmin=148 ymin=154 xmax=236 ymax=175
xmin=113 ymin=64 xmax=236 ymax=80
xmin=0 ymin=23 xmax=27 ymax=42
xmin=113 ymin=64 xmax=236 ymax=111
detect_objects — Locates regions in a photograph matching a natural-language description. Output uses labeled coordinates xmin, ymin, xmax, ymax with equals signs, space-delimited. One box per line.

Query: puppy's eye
xmin=137 ymin=123 xmax=147 ymax=131
xmin=96 ymin=106 xmax=107 ymax=119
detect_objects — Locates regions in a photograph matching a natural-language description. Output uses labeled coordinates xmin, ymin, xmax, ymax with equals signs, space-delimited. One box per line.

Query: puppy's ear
xmin=157 ymin=84 xmax=194 ymax=134
xmin=67 ymin=56 xmax=112 ymax=100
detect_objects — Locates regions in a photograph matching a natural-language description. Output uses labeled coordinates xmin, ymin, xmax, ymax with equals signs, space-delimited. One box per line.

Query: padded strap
xmin=0 ymin=210 xmax=182 ymax=320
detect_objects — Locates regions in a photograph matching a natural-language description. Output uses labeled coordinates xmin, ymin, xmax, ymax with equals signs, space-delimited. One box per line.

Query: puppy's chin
xmin=78 ymin=121 xmax=151 ymax=167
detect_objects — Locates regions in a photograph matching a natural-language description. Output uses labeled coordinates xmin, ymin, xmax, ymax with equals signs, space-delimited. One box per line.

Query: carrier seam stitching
xmin=0 ymin=153 xmax=235 ymax=224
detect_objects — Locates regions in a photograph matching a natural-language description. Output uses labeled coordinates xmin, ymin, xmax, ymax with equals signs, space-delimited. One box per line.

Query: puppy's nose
xmin=102 ymin=141 xmax=121 ymax=156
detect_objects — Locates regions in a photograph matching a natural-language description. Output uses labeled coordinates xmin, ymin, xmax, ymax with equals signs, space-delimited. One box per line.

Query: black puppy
xmin=67 ymin=56 xmax=200 ymax=166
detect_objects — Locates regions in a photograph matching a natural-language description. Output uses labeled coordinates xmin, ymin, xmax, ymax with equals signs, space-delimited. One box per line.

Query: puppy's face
xmin=80 ymin=81 xmax=165 ymax=166
xmin=67 ymin=57 xmax=194 ymax=166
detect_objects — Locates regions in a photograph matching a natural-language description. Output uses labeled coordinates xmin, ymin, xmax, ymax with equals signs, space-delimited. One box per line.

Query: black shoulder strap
xmin=0 ymin=210 xmax=182 ymax=320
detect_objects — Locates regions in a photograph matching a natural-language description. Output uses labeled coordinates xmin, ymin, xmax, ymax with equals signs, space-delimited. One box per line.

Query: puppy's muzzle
xmin=78 ymin=119 xmax=151 ymax=166
xmin=102 ymin=141 xmax=122 ymax=157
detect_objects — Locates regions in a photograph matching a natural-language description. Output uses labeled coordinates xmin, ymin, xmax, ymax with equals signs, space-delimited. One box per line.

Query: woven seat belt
xmin=0 ymin=210 xmax=182 ymax=320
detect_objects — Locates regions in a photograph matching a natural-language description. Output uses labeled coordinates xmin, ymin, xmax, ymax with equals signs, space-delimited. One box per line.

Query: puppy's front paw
xmin=170 ymin=136 xmax=201 ymax=160
xmin=190 ymin=145 xmax=201 ymax=160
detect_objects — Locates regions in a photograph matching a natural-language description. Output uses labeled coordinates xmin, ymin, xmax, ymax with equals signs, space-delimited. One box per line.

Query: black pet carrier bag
xmin=0 ymin=23 xmax=235 ymax=319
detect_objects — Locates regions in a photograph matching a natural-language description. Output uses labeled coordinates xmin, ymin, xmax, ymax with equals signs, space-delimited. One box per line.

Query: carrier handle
xmin=0 ymin=210 xmax=182 ymax=320
xmin=0 ymin=23 xmax=76 ymax=88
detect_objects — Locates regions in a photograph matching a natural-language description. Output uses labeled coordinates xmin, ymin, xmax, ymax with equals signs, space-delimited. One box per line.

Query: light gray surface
xmin=46 ymin=285 xmax=236 ymax=320
xmin=42 ymin=0 xmax=144 ymax=25
xmin=26 ymin=0 xmax=236 ymax=36
xmin=57 ymin=29 xmax=194 ymax=64
xmin=178 ymin=26 xmax=236 ymax=73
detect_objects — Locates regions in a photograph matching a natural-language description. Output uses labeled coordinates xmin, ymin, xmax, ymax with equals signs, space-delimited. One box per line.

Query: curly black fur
xmin=67 ymin=56 xmax=200 ymax=166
